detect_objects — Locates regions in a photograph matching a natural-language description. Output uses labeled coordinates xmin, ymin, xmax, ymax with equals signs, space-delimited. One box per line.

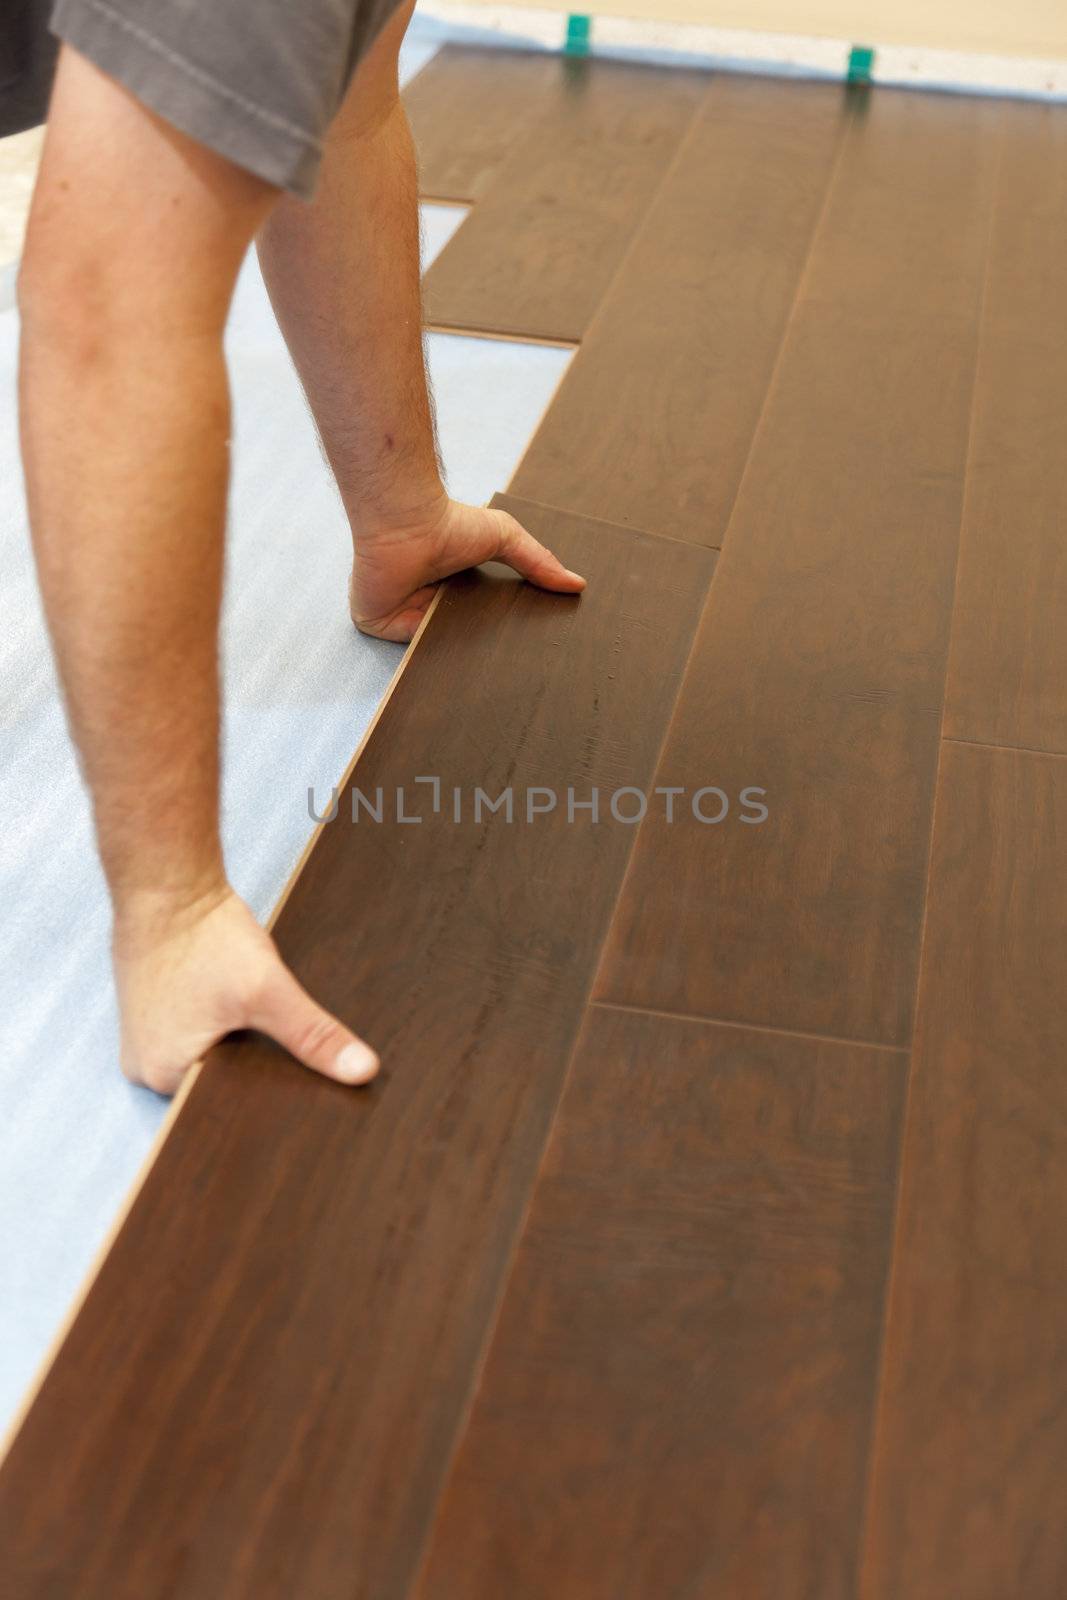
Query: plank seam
xmin=505 ymin=491 xmax=723 ymax=551
xmin=579 ymin=105 xmax=852 ymax=1021
xmin=424 ymin=322 xmax=579 ymax=350
xmin=405 ymin=546 xmax=720 ymax=1596
xmin=854 ymin=107 xmax=1007 ymax=1599
xmin=590 ymin=998 xmax=911 ymax=1056
xmin=581 ymin=538 xmax=725 ymax=1014
xmin=503 ymin=78 xmax=714 ymax=491
xmin=942 ymin=732 xmax=1067 ymax=763
xmin=698 ymin=88 xmax=856 ymax=567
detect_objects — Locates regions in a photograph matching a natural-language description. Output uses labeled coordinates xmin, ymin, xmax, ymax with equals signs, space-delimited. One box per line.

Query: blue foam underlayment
xmin=0 ymin=92 xmax=571 ymax=1434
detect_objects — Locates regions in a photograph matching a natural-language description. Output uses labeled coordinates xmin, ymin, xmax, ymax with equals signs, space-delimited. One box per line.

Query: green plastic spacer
xmin=847 ymin=44 xmax=875 ymax=84
xmin=565 ymin=13 xmax=592 ymax=55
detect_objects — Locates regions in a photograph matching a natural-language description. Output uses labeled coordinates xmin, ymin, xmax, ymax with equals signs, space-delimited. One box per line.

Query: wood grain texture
xmin=944 ymin=103 xmax=1067 ymax=755
xmin=0 ymin=501 xmax=715 ymax=1600
xmin=596 ymin=89 xmax=1001 ymax=1046
xmin=421 ymin=56 xmax=707 ymax=342
xmin=403 ymin=44 xmax=557 ymax=201
xmin=416 ymin=1006 xmax=906 ymax=1600
xmin=861 ymin=742 xmax=1067 ymax=1600
xmin=509 ymin=74 xmax=847 ymax=543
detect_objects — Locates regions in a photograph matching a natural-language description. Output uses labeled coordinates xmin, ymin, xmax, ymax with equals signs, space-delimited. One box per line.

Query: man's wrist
xmin=347 ymin=480 xmax=449 ymax=544
xmin=111 ymin=866 xmax=231 ymax=954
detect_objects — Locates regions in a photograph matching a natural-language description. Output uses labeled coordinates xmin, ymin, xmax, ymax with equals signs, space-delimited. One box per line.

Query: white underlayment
xmin=0 ymin=128 xmax=43 ymax=293
xmin=0 ymin=30 xmax=573 ymax=1432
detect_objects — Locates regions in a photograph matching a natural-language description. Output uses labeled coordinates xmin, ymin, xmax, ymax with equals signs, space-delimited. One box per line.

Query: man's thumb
xmin=491 ymin=510 xmax=586 ymax=593
xmin=249 ymin=962 xmax=379 ymax=1085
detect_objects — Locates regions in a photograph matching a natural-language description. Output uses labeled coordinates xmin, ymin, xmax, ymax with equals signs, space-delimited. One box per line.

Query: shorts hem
xmin=50 ymin=0 xmax=323 ymax=198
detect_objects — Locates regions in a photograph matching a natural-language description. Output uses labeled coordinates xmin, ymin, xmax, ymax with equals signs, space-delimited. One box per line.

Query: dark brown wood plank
xmin=861 ymin=742 xmax=1067 ymax=1599
xmin=509 ymin=73 xmax=848 ymax=543
xmin=416 ymin=1006 xmax=906 ymax=1600
xmin=403 ymin=44 xmax=558 ymax=201
xmin=596 ymin=89 xmax=1001 ymax=1046
xmin=421 ymin=56 xmax=708 ymax=343
xmin=0 ymin=501 xmax=716 ymax=1600
xmin=944 ymin=103 xmax=1067 ymax=755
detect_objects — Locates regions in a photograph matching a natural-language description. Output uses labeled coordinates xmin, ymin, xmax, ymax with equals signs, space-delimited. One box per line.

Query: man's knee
xmin=17 ymin=176 xmax=109 ymax=344
xmin=18 ymin=180 xmax=197 ymax=367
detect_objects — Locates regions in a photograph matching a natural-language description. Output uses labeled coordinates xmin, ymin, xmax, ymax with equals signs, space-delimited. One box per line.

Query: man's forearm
xmin=255 ymin=14 xmax=585 ymax=647
xmin=256 ymin=48 xmax=446 ymax=538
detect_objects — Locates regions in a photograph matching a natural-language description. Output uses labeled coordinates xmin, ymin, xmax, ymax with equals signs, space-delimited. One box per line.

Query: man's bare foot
xmin=113 ymin=885 xmax=379 ymax=1096
xmin=350 ymin=498 xmax=586 ymax=643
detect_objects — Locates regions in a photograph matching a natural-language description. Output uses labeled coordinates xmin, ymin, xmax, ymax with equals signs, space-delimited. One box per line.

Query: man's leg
xmin=20 ymin=46 xmax=379 ymax=1093
xmin=257 ymin=2 xmax=586 ymax=642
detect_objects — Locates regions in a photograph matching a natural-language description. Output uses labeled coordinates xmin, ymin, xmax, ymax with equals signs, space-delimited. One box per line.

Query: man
xmin=15 ymin=1 xmax=585 ymax=1095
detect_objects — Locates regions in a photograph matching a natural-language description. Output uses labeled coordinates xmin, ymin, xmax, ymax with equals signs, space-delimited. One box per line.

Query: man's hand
xmin=351 ymin=499 xmax=586 ymax=643
xmin=113 ymin=888 xmax=379 ymax=1096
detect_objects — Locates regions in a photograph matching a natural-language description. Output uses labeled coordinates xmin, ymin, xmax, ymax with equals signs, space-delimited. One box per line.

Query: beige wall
xmin=461 ymin=1 xmax=1067 ymax=60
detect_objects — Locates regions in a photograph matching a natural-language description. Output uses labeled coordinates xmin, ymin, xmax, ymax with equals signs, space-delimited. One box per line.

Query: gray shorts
xmin=50 ymin=0 xmax=405 ymax=197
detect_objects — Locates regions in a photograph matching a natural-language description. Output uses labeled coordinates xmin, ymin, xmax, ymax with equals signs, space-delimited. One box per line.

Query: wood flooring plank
xmin=403 ymin=44 xmax=558 ymax=201
xmin=508 ymin=74 xmax=848 ymax=543
xmin=421 ymin=56 xmax=708 ymax=343
xmin=944 ymin=103 xmax=1067 ymax=754
xmin=861 ymin=742 xmax=1067 ymax=1599
xmin=416 ymin=1006 xmax=906 ymax=1600
xmin=596 ymin=89 xmax=1001 ymax=1046
xmin=0 ymin=501 xmax=716 ymax=1600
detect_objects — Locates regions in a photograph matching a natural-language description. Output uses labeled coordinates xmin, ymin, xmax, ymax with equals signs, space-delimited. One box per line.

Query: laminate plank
xmin=416 ymin=1006 xmax=906 ymax=1600
xmin=421 ymin=56 xmax=708 ymax=343
xmin=403 ymin=44 xmax=557 ymax=201
xmin=861 ymin=742 xmax=1067 ymax=1599
xmin=0 ymin=500 xmax=716 ymax=1600
xmin=508 ymin=74 xmax=848 ymax=543
xmin=596 ymin=89 xmax=1001 ymax=1046
xmin=944 ymin=103 xmax=1067 ymax=754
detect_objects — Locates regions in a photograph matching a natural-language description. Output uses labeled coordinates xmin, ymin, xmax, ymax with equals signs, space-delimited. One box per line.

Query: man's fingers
xmin=250 ymin=963 xmax=379 ymax=1085
xmin=490 ymin=510 xmax=586 ymax=594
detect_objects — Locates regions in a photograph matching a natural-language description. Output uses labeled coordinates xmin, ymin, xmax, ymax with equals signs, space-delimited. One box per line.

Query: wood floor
xmin=3 ymin=45 xmax=1066 ymax=1600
